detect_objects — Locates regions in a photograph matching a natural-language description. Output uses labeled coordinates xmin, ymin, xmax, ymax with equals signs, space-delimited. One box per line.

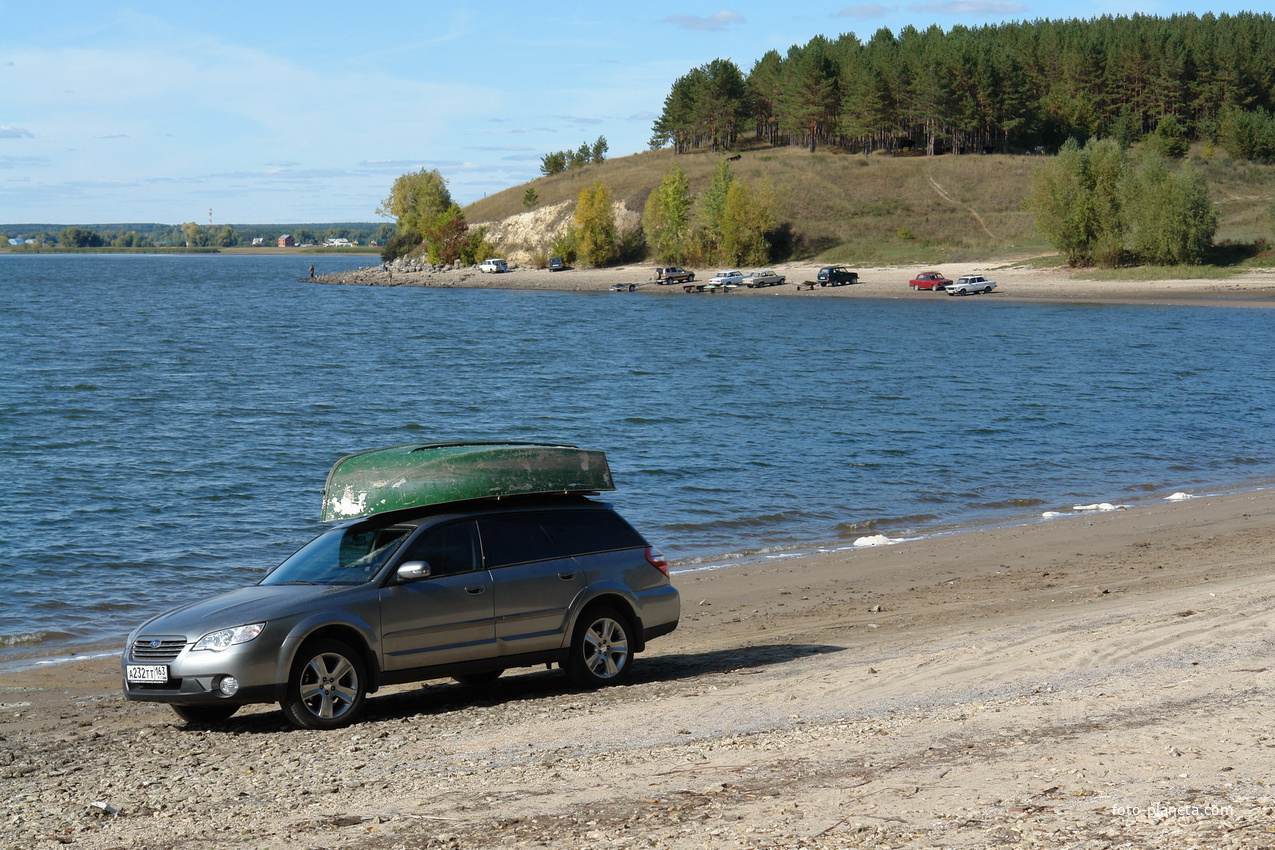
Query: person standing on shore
xmin=308 ymin=264 xmax=315 ymax=278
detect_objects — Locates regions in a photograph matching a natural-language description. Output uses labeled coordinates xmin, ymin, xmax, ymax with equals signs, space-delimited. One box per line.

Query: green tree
xmin=1031 ymin=138 xmax=1215 ymax=267
xmin=59 ymin=227 xmax=104 ymax=248
xmin=1219 ymin=107 xmax=1275 ymax=160
xmin=377 ymin=169 xmax=455 ymax=241
xmin=651 ymin=68 xmax=705 ymax=152
xmin=780 ymin=38 xmax=839 ymax=152
xmin=642 ymin=165 xmax=695 ymax=262
xmin=1121 ymin=154 xmax=1216 ymax=264
xmin=523 ymin=187 xmax=540 ymax=208
xmin=540 ymin=151 xmax=567 ymax=176
xmin=181 ymin=222 xmax=210 ymax=247
xmin=1027 ymin=137 xmax=1127 ymax=266
xmin=377 ymin=169 xmax=479 ymax=262
xmin=719 ymin=181 xmax=775 ymax=265
xmin=1146 ymin=114 xmax=1189 ymax=158
xmin=697 ymin=159 xmax=735 ymax=257
xmin=572 ymin=181 xmax=617 ymax=267
xmin=420 ymin=204 xmax=468 ymax=263
xmin=590 ymin=135 xmax=609 ymax=162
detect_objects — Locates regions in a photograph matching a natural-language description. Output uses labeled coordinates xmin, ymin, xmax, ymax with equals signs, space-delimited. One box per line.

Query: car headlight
xmin=193 ymin=623 xmax=265 ymax=652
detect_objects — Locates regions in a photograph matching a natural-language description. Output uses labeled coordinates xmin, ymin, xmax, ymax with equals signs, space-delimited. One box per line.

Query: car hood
xmin=135 ymin=584 xmax=359 ymax=638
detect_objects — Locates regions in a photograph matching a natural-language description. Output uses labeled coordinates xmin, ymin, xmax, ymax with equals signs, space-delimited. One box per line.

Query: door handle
xmin=464 ymin=585 xmax=486 ymax=595
xmin=557 ymin=573 xmax=577 ymax=581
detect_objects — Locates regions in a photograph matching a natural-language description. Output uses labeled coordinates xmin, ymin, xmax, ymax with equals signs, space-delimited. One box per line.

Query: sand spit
xmin=316 ymin=259 xmax=1275 ymax=308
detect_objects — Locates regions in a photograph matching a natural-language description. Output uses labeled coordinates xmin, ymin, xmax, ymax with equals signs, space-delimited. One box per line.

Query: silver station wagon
xmin=122 ymin=443 xmax=680 ymax=729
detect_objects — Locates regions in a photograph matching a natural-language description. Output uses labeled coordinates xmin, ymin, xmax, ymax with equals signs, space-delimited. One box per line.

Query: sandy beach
xmin=3 ymin=487 xmax=1275 ymax=848
xmin=317 ymin=259 xmax=1275 ymax=309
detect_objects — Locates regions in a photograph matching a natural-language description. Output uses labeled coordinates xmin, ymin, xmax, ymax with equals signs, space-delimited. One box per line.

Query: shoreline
xmin=4 ymin=475 xmax=1271 ymax=675
xmin=3 ymin=488 xmax=1274 ymax=847
xmin=317 ymin=258 xmax=1275 ymax=308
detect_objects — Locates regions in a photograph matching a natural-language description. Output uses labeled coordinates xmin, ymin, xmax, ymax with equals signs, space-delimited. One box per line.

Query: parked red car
xmin=909 ymin=271 xmax=952 ymax=291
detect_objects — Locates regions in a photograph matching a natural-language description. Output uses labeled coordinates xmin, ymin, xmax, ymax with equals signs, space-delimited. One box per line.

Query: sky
xmin=0 ymin=1 xmax=1263 ymax=225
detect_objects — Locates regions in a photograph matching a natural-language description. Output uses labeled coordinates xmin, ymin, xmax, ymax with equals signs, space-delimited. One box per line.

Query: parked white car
xmin=743 ymin=270 xmax=785 ymax=288
xmin=945 ymin=274 xmax=996 ymax=296
xmin=479 ymin=258 xmax=509 ymax=273
xmin=707 ymin=270 xmax=745 ymax=290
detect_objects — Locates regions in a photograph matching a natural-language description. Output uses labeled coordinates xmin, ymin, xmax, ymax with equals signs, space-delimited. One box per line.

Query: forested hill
xmin=651 ymin=13 xmax=1275 ymax=157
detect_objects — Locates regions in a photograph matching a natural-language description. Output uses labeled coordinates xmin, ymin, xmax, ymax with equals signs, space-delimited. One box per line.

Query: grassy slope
xmin=464 ymin=141 xmax=1275 ymax=266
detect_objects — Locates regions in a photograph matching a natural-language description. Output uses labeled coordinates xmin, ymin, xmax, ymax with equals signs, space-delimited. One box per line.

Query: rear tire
xmin=171 ymin=703 xmax=238 ymax=724
xmin=281 ymin=640 xmax=367 ymax=730
xmin=567 ymin=606 xmax=633 ymax=687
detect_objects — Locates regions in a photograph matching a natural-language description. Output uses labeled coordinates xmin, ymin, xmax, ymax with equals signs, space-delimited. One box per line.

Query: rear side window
xmin=538 ymin=510 xmax=645 ymax=557
xmin=477 ymin=515 xmax=560 ymax=567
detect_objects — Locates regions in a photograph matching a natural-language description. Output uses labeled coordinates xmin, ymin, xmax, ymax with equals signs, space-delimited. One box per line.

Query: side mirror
xmin=396 ymin=560 xmax=432 ymax=582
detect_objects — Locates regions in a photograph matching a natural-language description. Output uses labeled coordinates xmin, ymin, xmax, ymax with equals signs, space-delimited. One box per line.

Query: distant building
xmin=252 ymin=237 xmax=265 ymax=246
xmin=278 ymin=235 xmax=295 ymax=248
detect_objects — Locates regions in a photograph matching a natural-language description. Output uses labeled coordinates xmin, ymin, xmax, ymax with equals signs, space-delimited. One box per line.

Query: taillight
xmin=645 ymin=546 xmax=669 ymax=576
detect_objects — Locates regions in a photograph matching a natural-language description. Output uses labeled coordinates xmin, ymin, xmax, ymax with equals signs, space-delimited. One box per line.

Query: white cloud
xmin=0 ymin=125 xmax=35 ymax=139
xmin=834 ymin=4 xmax=896 ymax=17
xmin=0 ymin=155 xmax=49 ymax=168
xmin=663 ymin=10 xmax=747 ymax=31
xmin=906 ymin=0 xmax=1028 ymax=13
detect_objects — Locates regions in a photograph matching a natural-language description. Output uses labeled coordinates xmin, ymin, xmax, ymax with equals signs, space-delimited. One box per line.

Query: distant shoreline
xmin=318 ymin=258 xmax=1275 ymax=308
xmin=0 ymin=246 xmax=379 ymax=256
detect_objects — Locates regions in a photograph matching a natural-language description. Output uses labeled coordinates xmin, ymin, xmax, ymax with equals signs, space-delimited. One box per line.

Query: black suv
xmin=816 ymin=266 xmax=859 ymax=286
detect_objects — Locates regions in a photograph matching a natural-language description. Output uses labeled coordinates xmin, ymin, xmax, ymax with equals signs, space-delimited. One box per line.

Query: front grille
xmin=130 ymin=637 xmax=187 ymax=662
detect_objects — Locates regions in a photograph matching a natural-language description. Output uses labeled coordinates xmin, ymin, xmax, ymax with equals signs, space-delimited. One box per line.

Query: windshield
xmin=262 ymin=524 xmax=413 ymax=586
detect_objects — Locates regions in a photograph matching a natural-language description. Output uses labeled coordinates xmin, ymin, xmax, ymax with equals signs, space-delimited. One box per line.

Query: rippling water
xmin=2 ymin=254 xmax=1273 ymax=658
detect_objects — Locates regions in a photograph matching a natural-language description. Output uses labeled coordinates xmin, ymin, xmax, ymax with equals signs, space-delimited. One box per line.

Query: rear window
xmin=537 ymin=510 xmax=645 ymax=557
xmin=476 ymin=509 xmax=646 ymax=567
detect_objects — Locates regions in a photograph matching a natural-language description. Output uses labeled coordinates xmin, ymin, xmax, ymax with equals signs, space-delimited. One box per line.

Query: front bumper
xmin=122 ymin=636 xmax=287 ymax=706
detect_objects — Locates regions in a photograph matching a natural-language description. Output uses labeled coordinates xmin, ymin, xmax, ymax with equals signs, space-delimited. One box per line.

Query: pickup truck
xmin=743 ymin=270 xmax=785 ymax=288
xmin=815 ymin=266 xmax=859 ymax=286
xmin=944 ymin=274 xmax=996 ymax=296
xmin=478 ymin=258 xmax=508 ymax=273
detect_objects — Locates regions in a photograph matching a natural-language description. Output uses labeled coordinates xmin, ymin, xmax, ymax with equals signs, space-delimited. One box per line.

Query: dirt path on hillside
xmin=926 ymin=173 xmax=1002 ymax=241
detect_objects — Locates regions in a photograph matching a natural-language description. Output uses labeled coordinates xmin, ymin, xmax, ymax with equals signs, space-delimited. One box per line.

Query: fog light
xmin=218 ymin=676 xmax=240 ymax=696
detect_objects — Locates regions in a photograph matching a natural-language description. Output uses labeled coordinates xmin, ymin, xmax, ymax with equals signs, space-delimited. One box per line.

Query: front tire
xmin=567 ymin=607 xmax=633 ymax=687
xmin=281 ymin=640 xmax=367 ymax=729
xmin=171 ymin=703 xmax=238 ymax=724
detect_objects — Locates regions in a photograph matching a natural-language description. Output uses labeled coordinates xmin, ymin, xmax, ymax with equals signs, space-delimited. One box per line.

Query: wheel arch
xmin=284 ymin=623 xmax=382 ymax=694
xmin=569 ymin=592 xmax=646 ymax=653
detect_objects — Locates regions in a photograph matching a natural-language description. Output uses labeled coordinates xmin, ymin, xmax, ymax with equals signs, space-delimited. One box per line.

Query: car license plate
xmin=126 ymin=664 xmax=169 ymax=684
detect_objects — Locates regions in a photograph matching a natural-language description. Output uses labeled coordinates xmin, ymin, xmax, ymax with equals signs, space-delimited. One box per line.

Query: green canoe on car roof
xmin=320 ymin=441 xmax=616 ymax=522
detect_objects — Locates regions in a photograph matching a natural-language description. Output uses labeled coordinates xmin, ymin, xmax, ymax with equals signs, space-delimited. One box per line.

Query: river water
xmin=2 ymin=253 xmax=1272 ymax=660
